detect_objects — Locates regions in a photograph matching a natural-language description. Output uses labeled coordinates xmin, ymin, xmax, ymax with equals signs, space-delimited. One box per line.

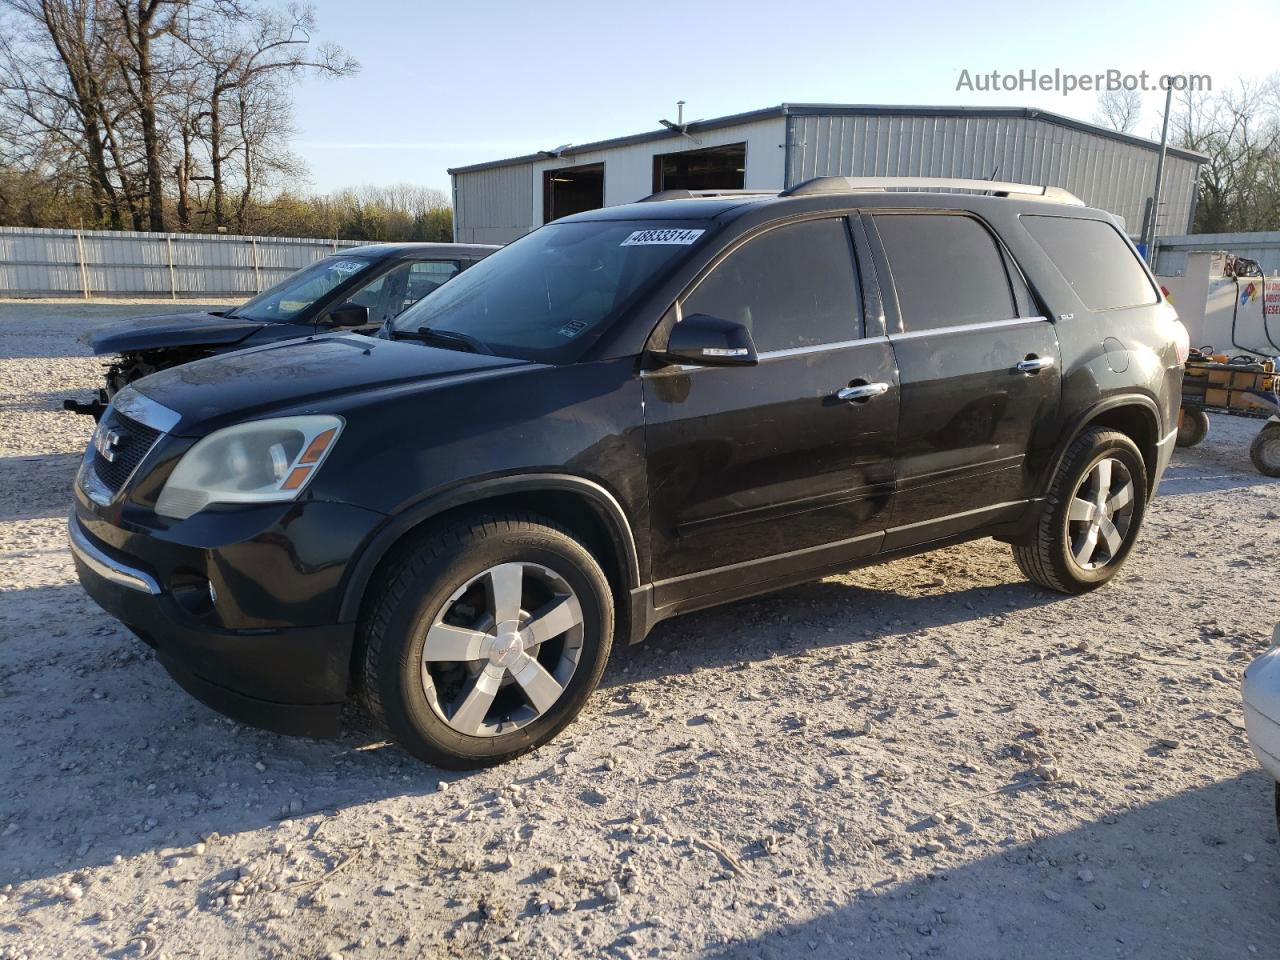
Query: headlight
xmin=156 ymin=415 xmax=343 ymax=520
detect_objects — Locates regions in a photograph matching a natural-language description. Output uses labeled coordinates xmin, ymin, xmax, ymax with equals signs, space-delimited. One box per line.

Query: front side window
xmin=344 ymin=266 xmax=397 ymax=317
xmin=680 ymin=218 xmax=861 ymax=352
xmin=232 ymin=256 xmax=374 ymax=323
xmin=342 ymin=260 xmax=464 ymax=324
xmin=1021 ymin=214 xmax=1158 ymax=311
xmin=392 ymin=220 xmax=710 ymax=362
xmin=402 ymin=260 xmax=461 ymax=310
xmin=874 ymin=214 xmax=1016 ymax=331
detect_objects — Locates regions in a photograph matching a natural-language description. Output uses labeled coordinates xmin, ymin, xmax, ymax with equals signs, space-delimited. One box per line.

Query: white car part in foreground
xmin=1242 ymin=624 xmax=1280 ymax=784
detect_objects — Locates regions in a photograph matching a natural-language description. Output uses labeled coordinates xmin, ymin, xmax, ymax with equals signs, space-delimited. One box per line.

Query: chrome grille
xmin=91 ymin=409 xmax=162 ymax=496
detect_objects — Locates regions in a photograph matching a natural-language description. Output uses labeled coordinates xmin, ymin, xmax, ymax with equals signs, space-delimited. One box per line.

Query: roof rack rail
xmin=780 ymin=176 xmax=1084 ymax=205
xmin=639 ymin=188 xmax=777 ymax=203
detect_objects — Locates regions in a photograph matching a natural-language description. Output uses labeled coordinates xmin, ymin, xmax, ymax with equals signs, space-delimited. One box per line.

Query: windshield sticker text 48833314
xmin=620 ymin=228 xmax=705 ymax=247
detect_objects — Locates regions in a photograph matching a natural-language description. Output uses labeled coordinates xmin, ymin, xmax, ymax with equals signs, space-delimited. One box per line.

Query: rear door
xmin=867 ymin=211 xmax=1061 ymax=548
xmin=643 ymin=216 xmax=899 ymax=605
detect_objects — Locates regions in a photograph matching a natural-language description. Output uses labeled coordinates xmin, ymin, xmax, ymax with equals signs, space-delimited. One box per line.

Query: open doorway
xmin=543 ymin=163 xmax=604 ymax=223
xmin=652 ymin=143 xmax=746 ymax=192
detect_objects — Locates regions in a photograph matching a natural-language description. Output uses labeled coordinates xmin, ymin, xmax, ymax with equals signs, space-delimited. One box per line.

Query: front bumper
xmin=1242 ymin=633 xmax=1280 ymax=783
xmin=69 ymin=512 xmax=360 ymax=737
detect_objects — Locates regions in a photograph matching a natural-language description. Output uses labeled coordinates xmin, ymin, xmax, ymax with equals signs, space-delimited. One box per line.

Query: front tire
xmin=359 ymin=512 xmax=614 ymax=769
xmin=1013 ymin=427 xmax=1148 ymax=594
xmin=1250 ymin=423 xmax=1280 ymax=477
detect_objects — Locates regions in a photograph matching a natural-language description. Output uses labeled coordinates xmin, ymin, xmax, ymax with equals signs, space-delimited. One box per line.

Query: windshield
xmin=390 ymin=220 xmax=710 ymax=361
xmin=232 ymin=255 xmax=375 ymax=322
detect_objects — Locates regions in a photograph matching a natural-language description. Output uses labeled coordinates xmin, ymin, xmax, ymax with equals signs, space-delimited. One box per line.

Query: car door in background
xmin=643 ymin=216 xmax=899 ymax=606
xmin=868 ymin=211 xmax=1062 ymax=549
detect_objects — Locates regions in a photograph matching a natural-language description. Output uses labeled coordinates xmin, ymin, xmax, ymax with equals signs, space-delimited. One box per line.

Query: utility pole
xmin=1144 ymin=80 xmax=1175 ymax=264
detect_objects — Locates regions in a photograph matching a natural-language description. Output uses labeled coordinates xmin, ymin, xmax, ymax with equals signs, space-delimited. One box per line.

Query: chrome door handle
xmin=836 ymin=381 xmax=890 ymax=402
xmin=1016 ymin=356 xmax=1054 ymax=374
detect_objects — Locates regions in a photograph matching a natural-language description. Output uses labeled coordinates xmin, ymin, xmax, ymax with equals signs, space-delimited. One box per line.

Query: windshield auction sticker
xmin=329 ymin=260 xmax=366 ymax=275
xmin=620 ymin=229 xmax=705 ymax=246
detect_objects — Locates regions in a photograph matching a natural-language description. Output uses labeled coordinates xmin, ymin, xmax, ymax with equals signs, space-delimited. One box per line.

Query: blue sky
xmin=291 ymin=0 xmax=1274 ymax=196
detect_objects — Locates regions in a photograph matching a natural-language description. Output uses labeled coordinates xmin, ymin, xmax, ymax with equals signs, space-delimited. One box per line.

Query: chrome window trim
xmin=67 ymin=515 xmax=162 ymax=595
xmin=888 ymin=316 xmax=1048 ymax=341
xmin=112 ymin=385 xmax=182 ymax=433
xmin=641 ymin=335 xmax=890 ymax=376
xmin=757 ymin=336 xmax=889 ymax=360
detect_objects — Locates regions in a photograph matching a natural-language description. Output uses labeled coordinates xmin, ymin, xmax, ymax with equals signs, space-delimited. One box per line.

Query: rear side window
xmin=873 ymin=214 xmax=1016 ymax=331
xmin=681 ymin=217 xmax=861 ymax=352
xmin=1021 ymin=215 xmax=1157 ymax=311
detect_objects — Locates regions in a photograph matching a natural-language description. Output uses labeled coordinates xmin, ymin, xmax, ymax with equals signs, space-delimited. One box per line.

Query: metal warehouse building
xmin=449 ymin=103 xmax=1205 ymax=245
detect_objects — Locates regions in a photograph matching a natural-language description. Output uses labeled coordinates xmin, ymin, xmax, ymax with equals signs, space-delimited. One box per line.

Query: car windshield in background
xmin=231 ymin=256 xmax=375 ymax=323
xmin=390 ymin=221 xmax=711 ymax=361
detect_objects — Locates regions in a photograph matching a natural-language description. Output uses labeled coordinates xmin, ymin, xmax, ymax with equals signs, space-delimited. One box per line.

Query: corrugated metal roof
xmin=448 ymin=103 xmax=1208 ymax=176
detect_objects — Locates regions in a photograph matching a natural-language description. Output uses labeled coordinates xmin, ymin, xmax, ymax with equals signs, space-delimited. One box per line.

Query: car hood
xmin=82 ymin=311 xmax=270 ymax=355
xmin=128 ymin=332 xmax=531 ymax=432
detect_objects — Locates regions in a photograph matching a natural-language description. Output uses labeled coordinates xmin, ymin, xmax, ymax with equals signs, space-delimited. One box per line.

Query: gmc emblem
xmin=94 ymin=425 xmax=123 ymax=463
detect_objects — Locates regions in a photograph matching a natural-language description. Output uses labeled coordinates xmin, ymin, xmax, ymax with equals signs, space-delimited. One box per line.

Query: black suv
xmin=69 ymin=177 xmax=1188 ymax=768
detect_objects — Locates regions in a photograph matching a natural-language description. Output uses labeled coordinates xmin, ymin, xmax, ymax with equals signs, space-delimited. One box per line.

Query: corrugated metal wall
xmin=0 ymin=226 xmax=366 ymax=298
xmin=452 ymin=118 xmax=788 ymax=244
xmin=1154 ymin=231 xmax=1280 ymax=277
xmin=786 ymin=114 xmax=1200 ymax=238
xmin=452 ymin=163 xmax=538 ymax=246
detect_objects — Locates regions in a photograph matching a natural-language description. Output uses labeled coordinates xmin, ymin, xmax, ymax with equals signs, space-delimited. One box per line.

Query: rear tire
xmin=1250 ymin=423 xmax=1280 ymax=477
xmin=1013 ymin=427 xmax=1148 ymax=594
xmin=1176 ymin=408 xmax=1209 ymax=448
xmin=359 ymin=512 xmax=613 ymax=769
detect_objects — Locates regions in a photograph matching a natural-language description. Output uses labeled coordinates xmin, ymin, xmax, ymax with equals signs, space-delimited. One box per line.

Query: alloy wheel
xmin=420 ymin=562 xmax=584 ymax=737
xmin=1066 ymin=457 xmax=1135 ymax=571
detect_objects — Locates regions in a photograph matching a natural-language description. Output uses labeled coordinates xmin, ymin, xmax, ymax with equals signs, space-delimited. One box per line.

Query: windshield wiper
xmin=389 ymin=325 xmax=490 ymax=354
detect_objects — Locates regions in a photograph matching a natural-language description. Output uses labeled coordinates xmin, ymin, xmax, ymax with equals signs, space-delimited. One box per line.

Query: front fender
xmin=336 ymin=472 xmax=642 ymax=625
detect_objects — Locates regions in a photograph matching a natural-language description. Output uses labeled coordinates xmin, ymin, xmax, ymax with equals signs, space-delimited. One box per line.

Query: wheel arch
xmin=338 ymin=473 xmax=642 ymax=629
xmin=1041 ymin=395 xmax=1162 ymax=497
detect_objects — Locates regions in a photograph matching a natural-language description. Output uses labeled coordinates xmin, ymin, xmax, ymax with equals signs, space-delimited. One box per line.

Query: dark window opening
xmin=1021 ymin=214 xmax=1158 ymax=311
xmin=873 ymin=214 xmax=1017 ymax=331
xmin=543 ymin=163 xmax=604 ymax=223
xmin=681 ymin=218 xmax=861 ymax=352
xmin=652 ymin=143 xmax=746 ymax=193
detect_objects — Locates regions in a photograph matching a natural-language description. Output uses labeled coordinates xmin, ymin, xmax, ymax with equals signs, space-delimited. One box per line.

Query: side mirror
xmin=327 ymin=302 xmax=371 ymax=327
xmin=659 ymin=313 xmax=758 ymax=367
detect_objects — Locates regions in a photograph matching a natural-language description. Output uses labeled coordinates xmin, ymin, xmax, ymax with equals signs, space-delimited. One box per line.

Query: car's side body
xmin=68 ymin=186 xmax=1183 ymax=738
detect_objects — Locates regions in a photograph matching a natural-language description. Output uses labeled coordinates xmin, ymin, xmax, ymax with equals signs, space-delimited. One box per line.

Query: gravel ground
xmin=2 ymin=301 xmax=1279 ymax=960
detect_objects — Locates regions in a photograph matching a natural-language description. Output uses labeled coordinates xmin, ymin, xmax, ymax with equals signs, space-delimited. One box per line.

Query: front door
xmin=867 ymin=211 xmax=1062 ymax=548
xmin=643 ymin=216 xmax=899 ymax=606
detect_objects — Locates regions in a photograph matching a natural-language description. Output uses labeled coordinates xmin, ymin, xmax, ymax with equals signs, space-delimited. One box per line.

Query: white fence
xmin=0 ymin=226 xmax=367 ymax=299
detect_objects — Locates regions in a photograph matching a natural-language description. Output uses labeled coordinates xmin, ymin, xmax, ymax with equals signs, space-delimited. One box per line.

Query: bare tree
xmin=0 ymin=0 xmax=357 ymax=232
xmin=1171 ymin=77 xmax=1280 ymax=233
xmin=110 ymin=0 xmax=187 ymax=230
xmin=1094 ymin=87 xmax=1143 ymax=134
xmin=0 ymin=0 xmax=135 ymax=226
xmin=181 ymin=2 xmax=356 ymax=228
